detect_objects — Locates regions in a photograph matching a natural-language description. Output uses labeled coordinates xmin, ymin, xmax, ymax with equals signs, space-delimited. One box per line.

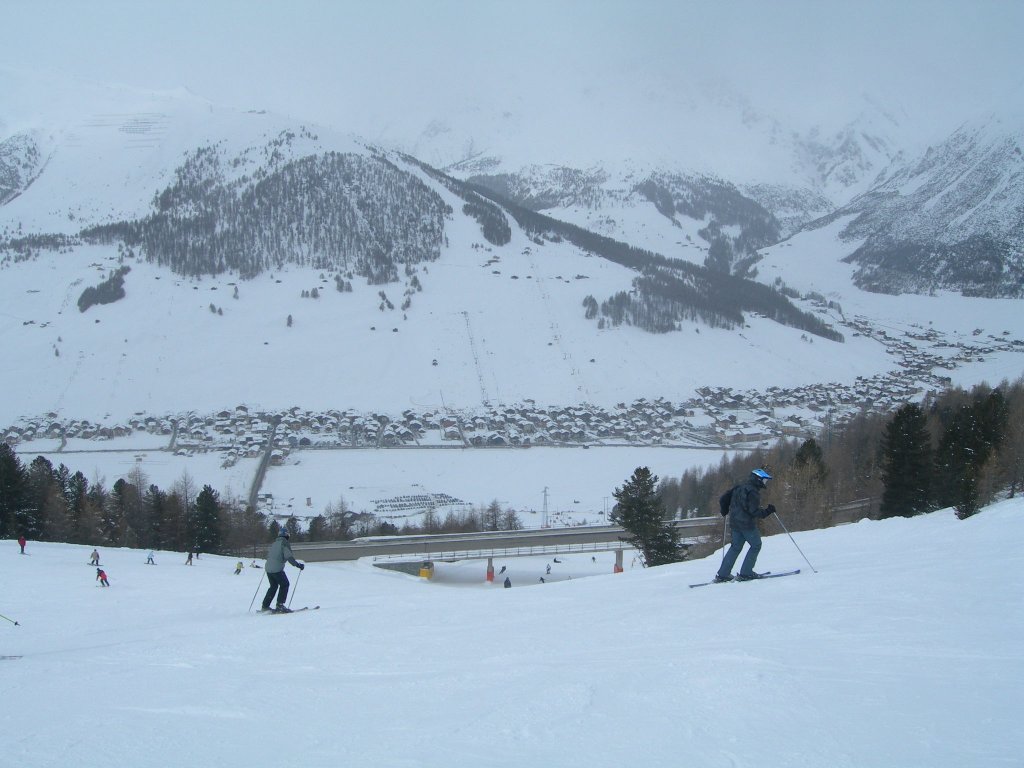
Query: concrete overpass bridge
xmin=292 ymin=517 xmax=720 ymax=580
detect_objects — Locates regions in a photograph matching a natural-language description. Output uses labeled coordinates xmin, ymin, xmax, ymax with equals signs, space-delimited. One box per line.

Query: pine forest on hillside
xmin=660 ymin=379 xmax=1024 ymax=556
xmin=468 ymin=181 xmax=844 ymax=340
xmin=81 ymin=137 xmax=451 ymax=283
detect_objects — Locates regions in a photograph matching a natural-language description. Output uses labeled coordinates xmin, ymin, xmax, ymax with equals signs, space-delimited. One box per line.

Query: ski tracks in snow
xmin=526 ymin=250 xmax=592 ymax=401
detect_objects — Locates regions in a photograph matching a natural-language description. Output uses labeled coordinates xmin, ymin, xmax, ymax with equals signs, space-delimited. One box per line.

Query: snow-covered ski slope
xmin=5 ymin=498 xmax=1021 ymax=767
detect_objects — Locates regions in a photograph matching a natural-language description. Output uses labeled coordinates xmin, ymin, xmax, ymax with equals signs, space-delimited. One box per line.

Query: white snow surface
xmin=5 ymin=498 xmax=1022 ymax=767
xmin=254 ymin=446 xmax=733 ymax=523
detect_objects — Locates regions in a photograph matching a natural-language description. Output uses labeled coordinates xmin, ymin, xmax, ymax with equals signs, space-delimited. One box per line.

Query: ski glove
xmin=766 ymin=504 xmax=776 ymax=515
xmin=298 ymin=562 xmax=305 ymax=570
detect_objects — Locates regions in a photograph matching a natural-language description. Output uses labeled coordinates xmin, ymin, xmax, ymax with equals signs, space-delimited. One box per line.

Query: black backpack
xmin=718 ymin=485 xmax=738 ymax=516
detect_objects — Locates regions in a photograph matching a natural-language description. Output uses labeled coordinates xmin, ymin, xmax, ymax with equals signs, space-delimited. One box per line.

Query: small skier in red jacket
xmin=96 ymin=568 xmax=110 ymax=587
xmin=18 ymin=535 xmax=26 ymax=554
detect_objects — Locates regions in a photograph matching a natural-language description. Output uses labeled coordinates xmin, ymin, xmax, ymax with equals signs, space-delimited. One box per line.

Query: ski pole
xmin=288 ymin=567 xmax=302 ymax=608
xmin=720 ymin=516 xmax=728 ymax=563
xmin=773 ymin=511 xmax=817 ymax=573
xmin=248 ymin=572 xmax=266 ymax=613
xmin=0 ymin=612 xmax=20 ymax=626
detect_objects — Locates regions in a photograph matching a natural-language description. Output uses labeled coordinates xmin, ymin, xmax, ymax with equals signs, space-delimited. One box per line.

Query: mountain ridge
xmin=803 ymin=110 xmax=1024 ymax=297
xmin=1 ymin=69 xmax=1023 ymax=438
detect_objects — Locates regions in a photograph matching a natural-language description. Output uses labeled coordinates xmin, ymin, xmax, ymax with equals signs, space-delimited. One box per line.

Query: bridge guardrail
xmin=292 ymin=517 xmax=720 ymax=562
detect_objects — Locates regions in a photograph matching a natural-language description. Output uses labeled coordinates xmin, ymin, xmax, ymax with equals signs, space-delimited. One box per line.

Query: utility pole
xmin=542 ymin=486 xmax=549 ymax=528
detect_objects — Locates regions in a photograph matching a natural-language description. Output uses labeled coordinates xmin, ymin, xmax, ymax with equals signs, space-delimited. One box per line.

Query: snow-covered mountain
xmin=792 ymin=100 xmax=912 ymax=202
xmin=401 ymin=81 xmax=1024 ymax=302
xmin=1 ymin=67 xmax=1023 ymax=438
xmin=422 ymin=89 xmax=912 ymax=273
xmin=386 ymin=71 xmax=1024 ymax=301
xmin=398 ymin=75 xmax=909 ymax=202
xmin=808 ymin=109 xmax=1024 ymax=296
xmin=446 ymin=96 xmax=1022 ymax=300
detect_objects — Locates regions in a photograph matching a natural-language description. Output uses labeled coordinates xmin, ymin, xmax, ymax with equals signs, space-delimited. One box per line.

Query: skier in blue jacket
xmin=715 ymin=468 xmax=776 ymax=582
xmin=261 ymin=530 xmax=305 ymax=612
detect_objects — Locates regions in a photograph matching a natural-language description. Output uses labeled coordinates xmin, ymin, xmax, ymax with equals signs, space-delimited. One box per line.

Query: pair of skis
xmin=259 ymin=605 xmax=319 ymax=614
xmin=689 ymin=569 xmax=800 ymax=588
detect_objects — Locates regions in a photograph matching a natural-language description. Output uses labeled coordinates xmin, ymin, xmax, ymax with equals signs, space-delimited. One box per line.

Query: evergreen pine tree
xmin=935 ymin=390 xmax=1011 ymax=519
xmin=109 ymin=477 xmax=146 ymax=548
xmin=105 ymin=478 xmax=130 ymax=545
xmin=143 ymin=484 xmax=167 ymax=549
xmin=33 ymin=457 xmax=73 ymax=541
xmin=976 ymin=389 xmax=1009 ymax=456
xmin=934 ymin=404 xmax=984 ymax=518
xmin=24 ymin=455 xmax=58 ymax=540
xmin=306 ymin=514 xmax=328 ymax=541
xmin=65 ymin=470 xmax=91 ymax=543
xmin=86 ymin=480 xmax=109 ymax=537
xmin=193 ymin=485 xmax=223 ymax=553
xmin=793 ymin=438 xmax=827 ymax=479
xmin=880 ymin=404 xmax=933 ymax=518
xmin=609 ymin=466 xmax=682 ymax=566
xmin=997 ymin=386 xmax=1024 ymax=498
xmin=0 ymin=443 xmax=28 ymax=538
xmin=54 ymin=464 xmax=71 ymax=503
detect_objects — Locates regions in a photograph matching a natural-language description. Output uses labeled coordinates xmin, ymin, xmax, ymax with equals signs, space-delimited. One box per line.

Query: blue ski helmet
xmin=751 ymin=468 xmax=772 ymax=483
xmin=278 ymin=529 xmax=290 ymax=539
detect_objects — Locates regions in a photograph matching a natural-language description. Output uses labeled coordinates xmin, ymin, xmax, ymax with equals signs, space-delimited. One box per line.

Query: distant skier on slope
xmin=146 ymin=551 xmax=156 ymax=565
xmin=96 ymin=568 xmax=109 ymax=587
xmin=260 ymin=531 xmax=304 ymax=612
xmin=18 ymin=535 xmax=27 ymax=554
xmin=89 ymin=549 xmax=100 ymax=566
xmin=714 ymin=468 xmax=776 ymax=583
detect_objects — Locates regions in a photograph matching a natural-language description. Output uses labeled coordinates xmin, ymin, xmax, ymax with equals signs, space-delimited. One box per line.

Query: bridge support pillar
xmin=486 ymin=556 xmax=494 ymax=582
xmin=614 ymin=549 xmax=624 ymax=573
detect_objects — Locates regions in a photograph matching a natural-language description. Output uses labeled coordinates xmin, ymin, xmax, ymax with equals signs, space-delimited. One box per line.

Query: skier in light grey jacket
xmin=261 ymin=530 xmax=304 ymax=612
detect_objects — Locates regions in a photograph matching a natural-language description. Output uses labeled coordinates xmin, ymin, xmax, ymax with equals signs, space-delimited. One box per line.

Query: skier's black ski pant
xmin=263 ymin=570 xmax=290 ymax=608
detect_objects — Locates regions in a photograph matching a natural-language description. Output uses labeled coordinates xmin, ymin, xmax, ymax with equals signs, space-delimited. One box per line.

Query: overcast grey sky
xmin=5 ymin=0 xmax=1023 ymax=134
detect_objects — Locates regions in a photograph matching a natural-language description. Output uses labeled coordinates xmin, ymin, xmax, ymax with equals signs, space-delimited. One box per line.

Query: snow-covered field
xmin=5 ymin=498 xmax=1021 ymax=767
xmin=256 ymin=445 xmax=731 ymax=521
